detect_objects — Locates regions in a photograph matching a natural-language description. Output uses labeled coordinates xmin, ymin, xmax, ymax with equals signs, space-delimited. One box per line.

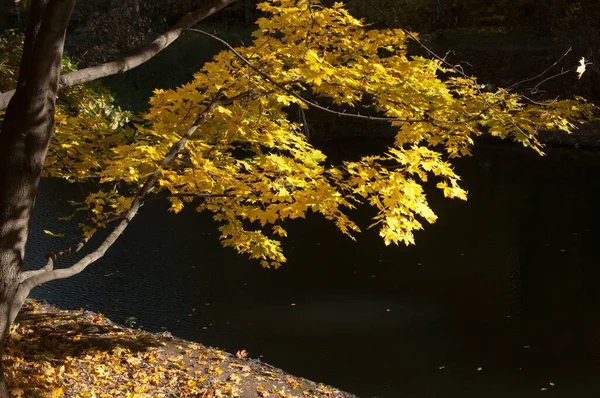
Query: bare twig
xmin=509 ymin=48 xmax=573 ymax=91
xmin=530 ymin=65 xmax=584 ymax=94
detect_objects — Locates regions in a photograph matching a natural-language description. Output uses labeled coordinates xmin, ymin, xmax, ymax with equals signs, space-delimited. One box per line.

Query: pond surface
xmin=26 ymin=141 xmax=600 ymax=397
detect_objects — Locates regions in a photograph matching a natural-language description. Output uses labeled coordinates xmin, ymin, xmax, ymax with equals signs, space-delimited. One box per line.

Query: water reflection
xmin=26 ymin=141 xmax=600 ymax=397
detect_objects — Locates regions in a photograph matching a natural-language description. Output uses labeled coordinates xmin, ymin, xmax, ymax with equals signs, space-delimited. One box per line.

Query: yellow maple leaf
xmin=577 ymin=57 xmax=587 ymax=79
xmin=43 ymin=230 xmax=64 ymax=238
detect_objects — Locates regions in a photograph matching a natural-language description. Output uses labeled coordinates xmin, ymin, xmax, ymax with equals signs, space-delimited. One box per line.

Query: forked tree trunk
xmin=0 ymin=0 xmax=75 ymax=394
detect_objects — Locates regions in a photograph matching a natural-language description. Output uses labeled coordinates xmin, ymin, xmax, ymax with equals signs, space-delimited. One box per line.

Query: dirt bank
xmin=6 ymin=300 xmax=357 ymax=398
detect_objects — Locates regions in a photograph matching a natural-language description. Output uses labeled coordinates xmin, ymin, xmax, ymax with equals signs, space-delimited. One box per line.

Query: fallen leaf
xmin=43 ymin=230 xmax=65 ymax=237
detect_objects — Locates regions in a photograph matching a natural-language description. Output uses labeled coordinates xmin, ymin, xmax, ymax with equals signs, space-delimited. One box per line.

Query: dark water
xmin=25 ymin=141 xmax=600 ymax=397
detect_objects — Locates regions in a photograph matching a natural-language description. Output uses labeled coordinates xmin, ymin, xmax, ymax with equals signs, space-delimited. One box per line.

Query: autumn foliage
xmin=1 ymin=0 xmax=594 ymax=270
xmin=0 ymin=0 xmax=596 ymax=396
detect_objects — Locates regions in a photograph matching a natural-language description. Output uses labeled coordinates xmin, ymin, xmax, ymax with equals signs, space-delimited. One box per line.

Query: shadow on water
xmin=26 ymin=140 xmax=600 ymax=397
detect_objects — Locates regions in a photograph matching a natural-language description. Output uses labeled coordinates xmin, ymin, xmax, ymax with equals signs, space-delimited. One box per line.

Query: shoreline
xmin=6 ymin=299 xmax=358 ymax=398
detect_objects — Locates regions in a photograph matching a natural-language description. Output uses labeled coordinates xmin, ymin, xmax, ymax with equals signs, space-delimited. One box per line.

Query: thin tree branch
xmin=143 ymin=192 xmax=232 ymax=202
xmin=17 ymin=211 xmax=126 ymax=284
xmin=530 ymin=65 xmax=584 ymax=94
xmin=0 ymin=0 xmax=239 ymax=110
xmin=508 ymin=47 xmax=573 ymax=91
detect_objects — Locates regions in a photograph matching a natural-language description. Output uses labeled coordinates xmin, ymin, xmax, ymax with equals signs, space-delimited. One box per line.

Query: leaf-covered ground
xmin=5 ymin=300 xmax=356 ymax=398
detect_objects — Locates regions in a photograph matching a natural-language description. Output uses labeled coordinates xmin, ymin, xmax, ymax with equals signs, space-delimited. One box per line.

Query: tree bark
xmin=0 ymin=0 xmax=75 ymax=394
xmin=0 ymin=1 xmax=241 ymax=392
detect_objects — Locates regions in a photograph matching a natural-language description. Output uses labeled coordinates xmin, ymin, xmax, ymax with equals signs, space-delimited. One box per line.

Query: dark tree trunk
xmin=0 ymin=0 xmax=236 ymax=394
xmin=0 ymin=0 xmax=75 ymax=394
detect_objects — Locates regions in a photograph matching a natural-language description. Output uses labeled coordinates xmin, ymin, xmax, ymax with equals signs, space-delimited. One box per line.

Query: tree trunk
xmin=0 ymin=0 xmax=75 ymax=394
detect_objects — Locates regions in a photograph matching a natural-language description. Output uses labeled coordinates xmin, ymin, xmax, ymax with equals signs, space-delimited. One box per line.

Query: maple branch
xmin=361 ymin=0 xmax=577 ymax=134
xmin=18 ymin=235 xmax=92 ymax=284
xmin=14 ymin=89 xmax=261 ymax=307
xmin=359 ymin=0 xmax=513 ymax=124
xmin=18 ymin=259 xmax=54 ymax=285
xmin=188 ymin=28 xmax=501 ymax=126
xmin=188 ymin=28 xmax=412 ymax=123
xmin=17 ymin=212 xmax=125 ymax=284
xmin=0 ymin=0 xmax=239 ymax=110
